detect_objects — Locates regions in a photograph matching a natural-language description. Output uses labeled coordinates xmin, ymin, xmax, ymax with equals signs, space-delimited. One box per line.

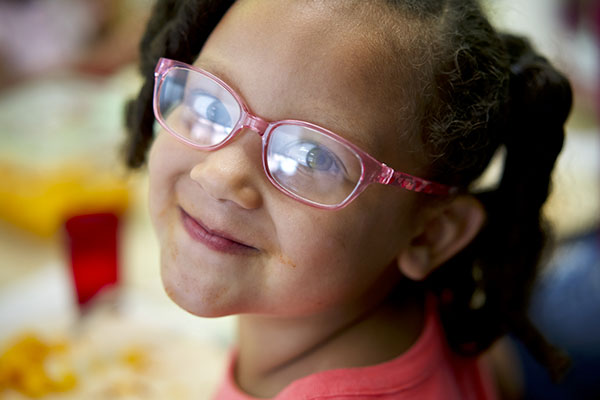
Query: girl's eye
xmin=306 ymin=146 xmax=335 ymax=170
xmin=282 ymin=141 xmax=345 ymax=173
xmin=188 ymin=92 xmax=232 ymax=128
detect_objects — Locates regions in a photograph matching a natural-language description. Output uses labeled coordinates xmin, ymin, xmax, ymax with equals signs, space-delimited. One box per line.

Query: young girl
xmin=125 ymin=0 xmax=572 ymax=398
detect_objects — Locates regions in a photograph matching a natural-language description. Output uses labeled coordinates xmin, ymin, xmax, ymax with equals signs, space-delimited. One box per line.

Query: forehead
xmin=199 ymin=0 xmax=423 ymax=164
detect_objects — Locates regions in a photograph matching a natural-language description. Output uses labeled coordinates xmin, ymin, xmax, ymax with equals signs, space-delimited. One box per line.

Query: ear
xmin=397 ymin=195 xmax=485 ymax=280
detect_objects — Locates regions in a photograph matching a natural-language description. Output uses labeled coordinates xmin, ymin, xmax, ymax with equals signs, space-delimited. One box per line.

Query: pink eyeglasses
xmin=153 ymin=58 xmax=456 ymax=210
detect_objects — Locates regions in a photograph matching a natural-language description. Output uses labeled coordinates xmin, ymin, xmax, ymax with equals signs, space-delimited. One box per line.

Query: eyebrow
xmin=194 ymin=56 xmax=237 ymax=87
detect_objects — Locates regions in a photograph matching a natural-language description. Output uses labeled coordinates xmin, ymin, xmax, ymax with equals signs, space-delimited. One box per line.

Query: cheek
xmin=329 ymin=196 xmax=415 ymax=257
xmin=148 ymin=135 xmax=186 ymax=215
xmin=295 ymin=198 xmax=413 ymax=262
xmin=148 ymin=141 xmax=168 ymax=226
xmin=147 ymin=135 xmax=187 ymax=248
xmin=272 ymin=200 xmax=413 ymax=302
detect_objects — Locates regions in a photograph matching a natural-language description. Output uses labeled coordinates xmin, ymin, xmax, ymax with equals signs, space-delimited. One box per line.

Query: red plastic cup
xmin=64 ymin=212 xmax=120 ymax=307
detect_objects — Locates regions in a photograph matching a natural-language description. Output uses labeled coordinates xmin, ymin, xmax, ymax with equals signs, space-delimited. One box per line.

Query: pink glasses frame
xmin=153 ymin=57 xmax=457 ymax=210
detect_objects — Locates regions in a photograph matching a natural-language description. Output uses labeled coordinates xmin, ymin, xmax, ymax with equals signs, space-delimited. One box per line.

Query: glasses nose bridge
xmin=239 ymin=112 xmax=269 ymax=137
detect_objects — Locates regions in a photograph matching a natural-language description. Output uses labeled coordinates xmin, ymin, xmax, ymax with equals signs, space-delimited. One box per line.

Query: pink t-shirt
xmin=213 ymin=299 xmax=497 ymax=400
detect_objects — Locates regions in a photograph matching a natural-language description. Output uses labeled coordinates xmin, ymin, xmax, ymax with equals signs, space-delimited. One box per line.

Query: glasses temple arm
xmin=378 ymin=165 xmax=458 ymax=196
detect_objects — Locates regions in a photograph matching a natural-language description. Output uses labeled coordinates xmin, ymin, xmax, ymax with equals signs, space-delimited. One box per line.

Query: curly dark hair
xmin=397 ymin=0 xmax=573 ymax=382
xmin=124 ymin=0 xmax=572 ymax=381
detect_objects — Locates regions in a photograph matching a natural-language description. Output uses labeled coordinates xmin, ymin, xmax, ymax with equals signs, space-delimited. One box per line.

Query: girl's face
xmin=148 ymin=0 xmax=428 ymax=318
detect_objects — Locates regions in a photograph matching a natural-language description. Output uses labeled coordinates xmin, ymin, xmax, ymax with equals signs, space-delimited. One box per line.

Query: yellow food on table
xmin=0 ymin=307 xmax=229 ymax=399
xmin=0 ymin=333 xmax=77 ymax=397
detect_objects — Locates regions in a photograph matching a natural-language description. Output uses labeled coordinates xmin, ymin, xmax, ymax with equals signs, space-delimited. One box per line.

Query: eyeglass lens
xmin=157 ymin=66 xmax=364 ymax=206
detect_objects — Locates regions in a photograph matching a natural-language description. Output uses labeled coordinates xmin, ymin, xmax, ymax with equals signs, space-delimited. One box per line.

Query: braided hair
xmin=386 ymin=0 xmax=573 ymax=381
xmin=125 ymin=0 xmax=572 ymax=381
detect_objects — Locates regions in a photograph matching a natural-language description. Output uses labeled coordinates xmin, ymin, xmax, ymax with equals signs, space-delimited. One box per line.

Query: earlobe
xmin=397 ymin=196 xmax=486 ymax=281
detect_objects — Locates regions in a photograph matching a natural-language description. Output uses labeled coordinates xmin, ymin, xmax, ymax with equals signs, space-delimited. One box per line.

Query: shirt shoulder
xmin=213 ymin=296 xmax=497 ymax=400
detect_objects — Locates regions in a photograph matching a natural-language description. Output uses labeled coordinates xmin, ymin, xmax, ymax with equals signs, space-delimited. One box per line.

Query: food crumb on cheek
xmin=169 ymin=244 xmax=179 ymax=263
xmin=278 ymin=253 xmax=296 ymax=268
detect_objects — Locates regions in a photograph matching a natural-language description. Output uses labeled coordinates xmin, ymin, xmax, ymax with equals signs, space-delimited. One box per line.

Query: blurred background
xmin=0 ymin=0 xmax=598 ymax=399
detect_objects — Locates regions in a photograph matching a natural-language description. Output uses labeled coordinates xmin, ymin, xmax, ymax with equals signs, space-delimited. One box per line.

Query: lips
xmin=179 ymin=207 xmax=257 ymax=254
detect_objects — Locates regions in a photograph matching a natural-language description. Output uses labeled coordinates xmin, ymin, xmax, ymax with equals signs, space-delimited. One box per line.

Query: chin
xmin=159 ymin=254 xmax=240 ymax=318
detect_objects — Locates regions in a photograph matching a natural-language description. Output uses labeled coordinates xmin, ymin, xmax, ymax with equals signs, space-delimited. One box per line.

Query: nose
xmin=189 ymin=128 xmax=263 ymax=210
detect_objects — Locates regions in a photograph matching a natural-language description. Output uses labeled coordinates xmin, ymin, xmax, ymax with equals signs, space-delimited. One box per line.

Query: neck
xmin=235 ymin=277 xmax=425 ymax=398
